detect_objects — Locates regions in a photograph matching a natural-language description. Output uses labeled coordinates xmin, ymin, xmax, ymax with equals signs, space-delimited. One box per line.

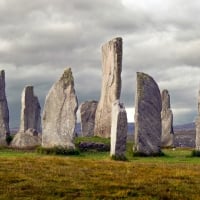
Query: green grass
xmin=0 ymin=137 xmax=200 ymax=199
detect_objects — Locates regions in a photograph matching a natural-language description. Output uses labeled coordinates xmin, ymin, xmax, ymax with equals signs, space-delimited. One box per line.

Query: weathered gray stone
xmin=0 ymin=70 xmax=10 ymax=146
xmin=80 ymin=101 xmax=98 ymax=137
xmin=110 ymin=100 xmax=127 ymax=158
xmin=134 ymin=72 xmax=162 ymax=155
xmin=11 ymin=128 xmax=41 ymax=148
xmin=195 ymin=90 xmax=200 ymax=150
xmin=19 ymin=86 xmax=41 ymax=133
xmin=161 ymin=89 xmax=174 ymax=147
xmin=94 ymin=37 xmax=122 ymax=138
xmin=42 ymin=68 xmax=78 ymax=149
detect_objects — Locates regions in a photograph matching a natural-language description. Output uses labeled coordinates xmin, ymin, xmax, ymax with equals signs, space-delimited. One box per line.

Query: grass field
xmin=0 ymin=138 xmax=200 ymax=200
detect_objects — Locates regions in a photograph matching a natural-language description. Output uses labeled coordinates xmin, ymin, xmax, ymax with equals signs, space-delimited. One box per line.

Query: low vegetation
xmin=0 ymin=137 xmax=200 ymax=199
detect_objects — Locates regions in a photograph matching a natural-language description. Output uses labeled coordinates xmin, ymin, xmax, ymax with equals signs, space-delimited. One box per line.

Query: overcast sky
xmin=1 ymin=0 xmax=200 ymax=128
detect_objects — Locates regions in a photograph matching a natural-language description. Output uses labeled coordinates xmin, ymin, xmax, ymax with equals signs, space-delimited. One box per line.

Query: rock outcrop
xmin=196 ymin=90 xmax=200 ymax=150
xmin=94 ymin=37 xmax=122 ymax=138
xmin=0 ymin=70 xmax=10 ymax=146
xmin=42 ymin=68 xmax=78 ymax=149
xmin=11 ymin=128 xmax=41 ymax=149
xmin=110 ymin=100 xmax=127 ymax=158
xmin=19 ymin=86 xmax=41 ymax=133
xmin=134 ymin=72 xmax=162 ymax=156
xmin=161 ymin=89 xmax=174 ymax=147
xmin=80 ymin=101 xmax=98 ymax=137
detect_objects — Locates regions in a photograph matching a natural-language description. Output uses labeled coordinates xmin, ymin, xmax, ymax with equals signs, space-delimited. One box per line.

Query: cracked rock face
xmin=196 ymin=90 xmax=200 ymax=150
xmin=80 ymin=101 xmax=98 ymax=137
xmin=19 ymin=86 xmax=41 ymax=133
xmin=0 ymin=70 xmax=10 ymax=146
xmin=94 ymin=37 xmax=122 ymax=138
xmin=134 ymin=72 xmax=162 ymax=156
xmin=161 ymin=89 xmax=174 ymax=147
xmin=110 ymin=100 xmax=127 ymax=158
xmin=42 ymin=68 xmax=78 ymax=149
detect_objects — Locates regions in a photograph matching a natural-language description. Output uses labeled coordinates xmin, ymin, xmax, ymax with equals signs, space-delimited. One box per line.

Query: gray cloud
xmin=0 ymin=0 xmax=200 ymax=127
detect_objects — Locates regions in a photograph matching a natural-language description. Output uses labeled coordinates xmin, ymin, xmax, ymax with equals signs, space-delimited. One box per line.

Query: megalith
xmin=195 ymin=90 xmax=200 ymax=150
xmin=0 ymin=70 xmax=10 ymax=146
xmin=11 ymin=86 xmax=41 ymax=148
xmin=19 ymin=86 xmax=41 ymax=133
xmin=80 ymin=101 xmax=98 ymax=137
xmin=42 ymin=68 xmax=78 ymax=149
xmin=94 ymin=37 xmax=122 ymax=138
xmin=134 ymin=72 xmax=162 ymax=155
xmin=161 ymin=89 xmax=174 ymax=147
xmin=110 ymin=100 xmax=127 ymax=158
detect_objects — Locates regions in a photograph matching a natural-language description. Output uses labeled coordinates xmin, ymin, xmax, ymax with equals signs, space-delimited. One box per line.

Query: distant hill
xmin=174 ymin=122 xmax=195 ymax=132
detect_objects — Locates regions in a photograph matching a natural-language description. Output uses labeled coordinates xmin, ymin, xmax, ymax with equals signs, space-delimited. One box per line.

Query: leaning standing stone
xmin=134 ymin=72 xmax=162 ymax=156
xmin=0 ymin=70 xmax=10 ymax=146
xmin=80 ymin=101 xmax=98 ymax=137
xmin=110 ymin=100 xmax=127 ymax=158
xmin=94 ymin=37 xmax=122 ymax=138
xmin=195 ymin=90 xmax=200 ymax=150
xmin=161 ymin=89 xmax=174 ymax=147
xmin=19 ymin=86 xmax=41 ymax=133
xmin=42 ymin=68 xmax=78 ymax=149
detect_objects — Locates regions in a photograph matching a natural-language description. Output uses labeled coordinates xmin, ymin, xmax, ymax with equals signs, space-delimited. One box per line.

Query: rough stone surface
xmin=19 ymin=86 xmax=41 ymax=133
xmin=134 ymin=72 xmax=162 ymax=155
xmin=80 ymin=101 xmax=98 ymax=137
xmin=42 ymin=68 xmax=78 ymax=149
xmin=0 ymin=70 xmax=10 ymax=146
xmin=110 ymin=100 xmax=127 ymax=157
xmin=161 ymin=89 xmax=174 ymax=147
xmin=94 ymin=37 xmax=122 ymax=138
xmin=11 ymin=128 xmax=41 ymax=148
xmin=196 ymin=90 xmax=200 ymax=150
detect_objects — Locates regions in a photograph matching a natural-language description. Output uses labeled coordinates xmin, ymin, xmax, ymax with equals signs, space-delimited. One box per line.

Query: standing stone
xmin=110 ymin=100 xmax=127 ymax=158
xmin=19 ymin=86 xmax=41 ymax=133
xmin=134 ymin=72 xmax=162 ymax=156
xmin=80 ymin=101 xmax=98 ymax=137
xmin=0 ymin=70 xmax=10 ymax=146
xmin=11 ymin=86 xmax=41 ymax=148
xmin=42 ymin=68 xmax=78 ymax=149
xmin=94 ymin=37 xmax=122 ymax=138
xmin=195 ymin=90 xmax=200 ymax=150
xmin=161 ymin=89 xmax=174 ymax=147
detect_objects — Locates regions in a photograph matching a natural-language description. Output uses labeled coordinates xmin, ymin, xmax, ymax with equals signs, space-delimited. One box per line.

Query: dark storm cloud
xmin=0 ymin=0 xmax=200 ymax=126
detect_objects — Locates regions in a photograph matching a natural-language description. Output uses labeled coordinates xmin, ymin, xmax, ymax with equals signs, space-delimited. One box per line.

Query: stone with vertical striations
xmin=19 ymin=86 xmax=41 ymax=133
xmin=0 ymin=70 xmax=10 ymax=146
xmin=94 ymin=37 xmax=122 ymax=138
xmin=161 ymin=89 xmax=174 ymax=147
xmin=195 ymin=90 xmax=200 ymax=150
xmin=42 ymin=68 xmax=78 ymax=149
xmin=11 ymin=86 xmax=41 ymax=148
xmin=110 ymin=100 xmax=127 ymax=158
xmin=80 ymin=101 xmax=98 ymax=137
xmin=134 ymin=72 xmax=162 ymax=156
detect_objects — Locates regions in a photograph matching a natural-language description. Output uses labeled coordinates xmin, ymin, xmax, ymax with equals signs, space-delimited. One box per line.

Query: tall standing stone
xmin=42 ymin=68 xmax=78 ymax=149
xmin=134 ymin=72 xmax=162 ymax=156
xmin=19 ymin=86 xmax=41 ymax=133
xmin=94 ymin=37 xmax=122 ymax=138
xmin=195 ymin=90 xmax=200 ymax=150
xmin=80 ymin=101 xmax=98 ymax=137
xmin=161 ymin=89 xmax=174 ymax=147
xmin=0 ymin=70 xmax=10 ymax=146
xmin=110 ymin=100 xmax=127 ymax=158
xmin=11 ymin=86 xmax=41 ymax=148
